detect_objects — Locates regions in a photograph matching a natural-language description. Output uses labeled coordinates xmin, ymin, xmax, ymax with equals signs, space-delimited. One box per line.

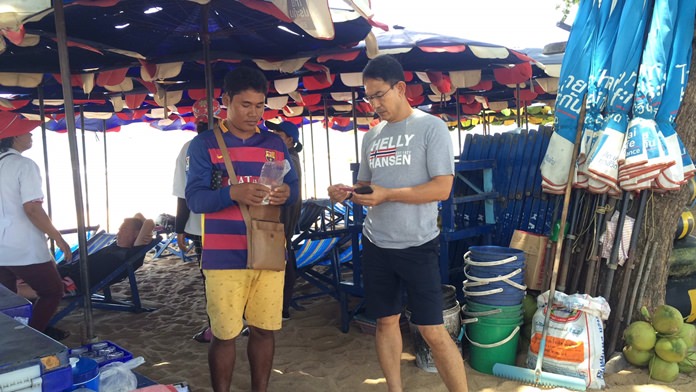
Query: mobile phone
xmin=354 ymin=185 xmax=374 ymax=194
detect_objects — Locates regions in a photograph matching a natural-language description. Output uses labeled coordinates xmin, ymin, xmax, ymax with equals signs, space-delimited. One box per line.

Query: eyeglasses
xmin=363 ymin=82 xmax=399 ymax=103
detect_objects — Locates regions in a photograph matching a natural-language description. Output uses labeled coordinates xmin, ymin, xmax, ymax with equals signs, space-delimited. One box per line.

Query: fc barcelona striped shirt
xmin=185 ymin=128 xmax=299 ymax=270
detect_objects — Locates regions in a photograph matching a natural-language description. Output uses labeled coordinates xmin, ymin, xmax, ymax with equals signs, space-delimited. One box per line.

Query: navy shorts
xmin=362 ymin=237 xmax=444 ymax=326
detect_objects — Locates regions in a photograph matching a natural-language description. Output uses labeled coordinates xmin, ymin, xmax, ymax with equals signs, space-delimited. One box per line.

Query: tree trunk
xmin=621 ymin=36 xmax=696 ymax=318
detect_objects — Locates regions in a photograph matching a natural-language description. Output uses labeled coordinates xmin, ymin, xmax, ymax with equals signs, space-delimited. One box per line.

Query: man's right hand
xmin=327 ymin=184 xmax=353 ymax=203
xmin=229 ymin=183 xmax=272 ymax=206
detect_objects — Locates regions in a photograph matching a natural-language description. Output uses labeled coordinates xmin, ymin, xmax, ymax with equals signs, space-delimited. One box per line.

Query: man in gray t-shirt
xmin=328 ymin=55 xmax=468 ymax=392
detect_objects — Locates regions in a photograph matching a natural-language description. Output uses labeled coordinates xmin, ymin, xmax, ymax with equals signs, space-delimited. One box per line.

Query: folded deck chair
xmin=50 ymin=235 xmax=161 ymax=326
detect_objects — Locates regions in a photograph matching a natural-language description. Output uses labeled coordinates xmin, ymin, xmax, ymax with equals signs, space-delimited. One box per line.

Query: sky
xmin=369 ymin=0 xmax=573 ymax=50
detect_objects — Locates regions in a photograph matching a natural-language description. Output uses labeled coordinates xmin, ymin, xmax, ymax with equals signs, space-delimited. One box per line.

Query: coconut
xmin=677 ymin=323 xmax=696 ymax=349
xmin=678 ymin=351 xmax=696 ymax=374
xmin=624 ymin=321 xmax=657 ymax=351
xmin=522 ymin=294 xmax=536 ymax=323
xmin=623 ymin=345 xmax=654 ymax=367
xmin=649 ymin=355 xmax=680 ymax=382
xmin=655 ymin=337 xmax=688 ymax=363
xmin=652 ymin=305 xmax=684 ymax=336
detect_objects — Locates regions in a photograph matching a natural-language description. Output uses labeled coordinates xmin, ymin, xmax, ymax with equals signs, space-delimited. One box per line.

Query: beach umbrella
xmin=584 ymin=0 xmax=652 ymax=194
xmin=653 ymin=0 xmax=696 ymax=189
xmin=575 ymin=0 xmax=624 ymax=194
xmin=540 ymin=0 xmax=600 ymax=194
xmin=618 ymin=0 xmax=678 ymax=191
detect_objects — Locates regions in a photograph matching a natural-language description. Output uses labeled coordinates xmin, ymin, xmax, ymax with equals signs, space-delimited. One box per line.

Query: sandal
xmin=192 ymin=326 xmax=212 ymax=343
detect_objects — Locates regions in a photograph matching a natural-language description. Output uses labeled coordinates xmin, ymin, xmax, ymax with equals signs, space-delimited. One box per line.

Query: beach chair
xmin=54 ymin=225 xmax=101 ymax=263
xmin=334 ymin=231 xmax=366 ymax=332
xmin=49 ymin=235 xmax=161 ymax=326
xmin=292 ymin=235 xmax=342 ymax=305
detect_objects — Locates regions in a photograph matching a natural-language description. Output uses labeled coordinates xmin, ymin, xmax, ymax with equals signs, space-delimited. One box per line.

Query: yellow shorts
xmin=203 ymin=268 xmax=284 ymax=340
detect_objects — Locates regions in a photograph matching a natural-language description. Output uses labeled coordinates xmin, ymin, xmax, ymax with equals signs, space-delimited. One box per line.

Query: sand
xmin=55 ymin=255 xmax=696 ymax=391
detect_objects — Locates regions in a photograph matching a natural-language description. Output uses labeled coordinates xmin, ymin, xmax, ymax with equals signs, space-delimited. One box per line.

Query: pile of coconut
xmin=623 ymin=304 xmax=696 ymax=382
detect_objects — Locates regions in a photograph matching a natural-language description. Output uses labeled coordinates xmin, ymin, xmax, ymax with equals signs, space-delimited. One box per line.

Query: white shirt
xmin=172 ymin=140 xmax=202 ymax=236
xmin=0 ymin=150 xmax=53 ymax=266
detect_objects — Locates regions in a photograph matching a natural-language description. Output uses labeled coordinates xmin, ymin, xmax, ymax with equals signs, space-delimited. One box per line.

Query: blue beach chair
xmin=50 ymin=235 xmax=161 ymax=326
xmin=292 ymin=236 xmax=342 ymax=304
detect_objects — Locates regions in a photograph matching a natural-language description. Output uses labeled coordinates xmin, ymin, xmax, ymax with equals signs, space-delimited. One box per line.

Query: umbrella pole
xmin=38 ymin=87 xmax=54 ymax=254
xmin=300 ymin=117 xmax=307 ymax=198
xmin=584 ymin=193 xmax=608 ymax=296
xmin=515 ymin=84 xmax=521 ymax=127
xmin=323 ymin=95 xmax=333 ymax=185
xmin=103 ymin=120 xmax=110 ymax=232
xmin=309 ymin=112 xmax=317 ymax=198
xmin=456 ymin=89 xmax=462 ymax=157
xmin=202 ymin=3 xmax=215 ymax=123
xmin=80 ymin=106 xmax=90 ymax=228
xmin=54 ymin=0 xmax=95 ymax=342
xmin=351 ymin=87 xmax=359 ymax=163
xmin=557 ymin=189 xmax=581 ymax=292
xmin=607 ymin=190 xmax=648 ymax=355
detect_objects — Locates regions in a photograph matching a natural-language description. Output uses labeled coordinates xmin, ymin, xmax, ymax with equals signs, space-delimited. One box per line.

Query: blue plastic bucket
xmin=468 ymin=246 xmax=525 ymax=263
xmin=70 ymin=357 xmax=100 ymax=391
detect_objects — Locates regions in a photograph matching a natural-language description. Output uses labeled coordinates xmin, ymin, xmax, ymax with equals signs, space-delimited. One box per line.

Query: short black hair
xmin=362 ymin=54 xmax=405 ymax=84
xmin=223 ymin=66 xmax=268 ymax=98
xmin=0 ymin=137 xmax=14 ymax=153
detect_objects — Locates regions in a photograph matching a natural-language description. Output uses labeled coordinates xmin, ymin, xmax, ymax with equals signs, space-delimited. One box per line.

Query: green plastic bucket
xmin=465 ymin=318 xmax=520 ymax=375
xmin=463 ymin=301 xmax=523 ymax=320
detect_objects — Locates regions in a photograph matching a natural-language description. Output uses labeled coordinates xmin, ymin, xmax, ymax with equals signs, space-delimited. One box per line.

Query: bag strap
xmin=213 ymin=127 xmax=253 ymax=229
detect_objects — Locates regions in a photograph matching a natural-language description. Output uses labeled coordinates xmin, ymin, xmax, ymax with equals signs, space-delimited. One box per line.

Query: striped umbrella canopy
xmin=540 ymin=0 xmax=601 ymax=194
xmin=653 ymin=0 xmax=696 ymax=190
xmin=575 ymin=0 xmax=624 ymax=194
xmin=619 ymin=0 xmax=679 ymax=190
xmin=583 ymin=0 xmax=652 ymax=194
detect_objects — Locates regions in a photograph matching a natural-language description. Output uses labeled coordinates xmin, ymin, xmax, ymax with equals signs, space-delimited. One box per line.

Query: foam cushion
xmin=134 ymin=219 xmax=155 ymax=246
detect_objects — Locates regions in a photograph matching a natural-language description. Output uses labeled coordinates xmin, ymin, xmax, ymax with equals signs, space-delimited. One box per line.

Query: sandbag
xmin=526 ymin=291 xmax=610 ymax=390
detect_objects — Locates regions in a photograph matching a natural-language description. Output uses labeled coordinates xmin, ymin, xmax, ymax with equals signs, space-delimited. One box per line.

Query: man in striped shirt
xmin=186 ymin=66 xmax=299 ymax=392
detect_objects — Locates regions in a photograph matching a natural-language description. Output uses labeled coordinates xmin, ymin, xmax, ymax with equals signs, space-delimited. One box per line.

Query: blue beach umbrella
xmin=575 ymin=0 xmax=625 ymax=193
xmin=541 ymin=0 xmax=600 ymax=194
xmin=654 ymin=0 xmax=696 ymax=189
xmin=619 ymin=0 xmax=678 ymax=191
xmin=585 ymin=0 xmax=652 ymax=194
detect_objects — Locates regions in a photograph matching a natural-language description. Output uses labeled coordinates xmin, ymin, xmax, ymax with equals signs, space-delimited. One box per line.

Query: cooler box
xmin=0 ymin=284 xmax=32 ymax=325
xmin=0 ymin=313 xmax=72 ymax=392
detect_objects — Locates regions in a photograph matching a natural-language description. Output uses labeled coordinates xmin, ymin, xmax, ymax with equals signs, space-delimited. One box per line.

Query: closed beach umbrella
xmin=653 ymin=0 xmax=696 ymax=189
xmin=584 ymin=0 xmax=652 ymax=194
xmin=541 ymin=0 xmax=600 ymax=194
xmin=619 ymin=0 xmax=678 ymax=190
xmin=576 ymin=0 xmax=624 ymax=194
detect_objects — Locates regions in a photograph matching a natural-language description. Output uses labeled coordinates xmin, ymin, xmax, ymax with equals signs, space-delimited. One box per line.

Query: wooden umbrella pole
xmin=54 ymin=0 xmax=95 ymax=342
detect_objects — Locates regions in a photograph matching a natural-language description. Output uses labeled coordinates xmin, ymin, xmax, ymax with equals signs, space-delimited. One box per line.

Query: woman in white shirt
xmin=0 ymin=120 xmax=72 ymax=341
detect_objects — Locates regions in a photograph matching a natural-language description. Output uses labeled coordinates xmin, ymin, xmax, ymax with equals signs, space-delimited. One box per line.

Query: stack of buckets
xmin=462 ymin=246 xmax=526 ymax=374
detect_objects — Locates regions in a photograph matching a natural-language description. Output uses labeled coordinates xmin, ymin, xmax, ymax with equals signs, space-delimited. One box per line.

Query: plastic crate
xmin=42 ymin=365 xmax=72 ymax=392
xmin=0 ymin=284 xmax=32 ymax=324
xmin=69 ymin=340 xmax=133 ymax=368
